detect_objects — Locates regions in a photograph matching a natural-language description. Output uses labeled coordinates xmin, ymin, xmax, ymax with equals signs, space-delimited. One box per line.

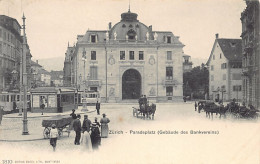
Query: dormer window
xmin=127 ymin=29 xmax=136 ymax=40
xmin=136 ymin=24 xmax=139 ymax=28
xmin=129 ymin=24 xmax=133 ymax=28
xmin=91 ymin=35 xmax=96 ymax=43
xmin=122 ymin=24 xmax=126 ymax=28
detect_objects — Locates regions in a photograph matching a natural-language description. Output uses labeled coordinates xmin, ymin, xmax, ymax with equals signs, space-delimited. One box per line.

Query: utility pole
xmin=22 ymin=13 xmax=28 ymax=135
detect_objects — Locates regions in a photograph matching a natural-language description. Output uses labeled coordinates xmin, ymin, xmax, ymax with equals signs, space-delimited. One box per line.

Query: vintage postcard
xmin=0 ymin=0 xmax=259 ymax=164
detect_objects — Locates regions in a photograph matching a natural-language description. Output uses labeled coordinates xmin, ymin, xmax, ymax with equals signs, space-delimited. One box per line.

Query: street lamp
xmin=81 ymin=48 xmax=88 ymax=111
xmin=22 ymin=13 xmax=29 ymax=135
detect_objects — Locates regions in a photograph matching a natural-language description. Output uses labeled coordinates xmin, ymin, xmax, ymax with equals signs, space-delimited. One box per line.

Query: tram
xmin=0 ymin=91 xmax=31 ymax=114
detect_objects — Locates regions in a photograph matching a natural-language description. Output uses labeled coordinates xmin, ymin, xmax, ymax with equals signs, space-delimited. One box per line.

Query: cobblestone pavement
xmin=0 ymin=102 xmax=259 ymax=164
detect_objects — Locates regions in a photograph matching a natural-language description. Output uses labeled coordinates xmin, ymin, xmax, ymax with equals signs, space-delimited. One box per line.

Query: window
xmin=233 ymin=85 xmax=242 ymax=91
xmin=91 ymin=51 xmax=96 ymax=60
xmin=166 ymin=86 xmax=173 ymax=96
xmin=120 ymin=51 xmax=125 ymax=60
xmin=166 ymin=67 xmax=173 ymax=80
xmin=129 ymin=51 xmax=134 ymax=60
xmin=3 ymin=32 xmax=6 ymax=40
xmin=213 ymin=55 xmax=215 ymax=60
xmin=139 ymin=51 xmax=144 ymax=60
xmin=221 ymin=63 xmax=227 ymax=69
xmin=220 ymin=53 xmax=222 ymax=59
xmin=0 ymin=29 xmax=2 ymax=38
xmin=232 ymin=73 xmax=242 ymax=80
xmin=223 ymin=74 xmax=226 ymax=80
xmin=211 ymin=65 xmax=214 ymax=71
xmin=90 ymin=66 xmax=98 ymax=79
xmin=90 ymin=87 xmax=97 ymax=92
xmin=167 ymin=36 xmax=171 ymax=43
xmin=91 ymin=35 xmax=96 ymax=43
xmin=211 ymin=75 xmax=214 ymax=81
xmin=167 ymin=51 xmax=172 ymax=60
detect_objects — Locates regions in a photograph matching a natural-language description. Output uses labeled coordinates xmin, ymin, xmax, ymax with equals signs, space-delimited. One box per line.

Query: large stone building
xmin=65 ymin=10 xmax=185 ymax=102
xmin=241 ymin=0 xmax=260 ymax=109
xmin=0 ymin=15 xmax=32 ymax=92
xmin=207 ymin=34 xmax=242 ymax=102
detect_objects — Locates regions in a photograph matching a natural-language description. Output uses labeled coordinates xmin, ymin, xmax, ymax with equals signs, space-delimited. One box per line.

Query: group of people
xmin=49 ymin=109 xmax=110 ymax=152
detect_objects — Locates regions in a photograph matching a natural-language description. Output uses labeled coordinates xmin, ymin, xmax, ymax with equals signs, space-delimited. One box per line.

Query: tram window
xmin=6 ymin=95 xmax=9 ymax=102
xmin=17 ymin=95 xmax=20 ymax=101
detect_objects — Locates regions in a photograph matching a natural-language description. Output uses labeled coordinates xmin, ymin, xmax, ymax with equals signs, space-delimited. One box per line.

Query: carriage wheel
xmin=43 ymin=127 xmax=50 ymax=139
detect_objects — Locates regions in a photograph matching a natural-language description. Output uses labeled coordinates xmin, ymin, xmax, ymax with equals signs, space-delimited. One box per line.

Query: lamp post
xmin=81 ymin=48 xmax=88 ymax=111
xmin=22 ymin=13 xmax=29 ymax=135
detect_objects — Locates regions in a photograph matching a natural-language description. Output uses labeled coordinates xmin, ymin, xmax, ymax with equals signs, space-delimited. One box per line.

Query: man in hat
xmin=82 ymin=115 xmax=91 ymax=133
xmin=100 ymin=113 xmax=110 ymax=138
xmin=73 ymin=114 xmax=82 ymax=145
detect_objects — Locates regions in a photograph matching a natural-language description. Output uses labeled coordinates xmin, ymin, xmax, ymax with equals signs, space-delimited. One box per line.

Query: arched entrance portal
xmin=122 ymin=69 xmax=141 ymax=99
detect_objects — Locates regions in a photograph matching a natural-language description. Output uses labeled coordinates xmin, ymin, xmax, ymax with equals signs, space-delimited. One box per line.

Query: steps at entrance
xmin=120 ymin=99 xmax=138 ymax=103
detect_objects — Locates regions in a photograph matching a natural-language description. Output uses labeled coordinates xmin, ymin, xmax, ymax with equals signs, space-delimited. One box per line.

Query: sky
xmin=0 ymin=0 xmax=246 ymax=62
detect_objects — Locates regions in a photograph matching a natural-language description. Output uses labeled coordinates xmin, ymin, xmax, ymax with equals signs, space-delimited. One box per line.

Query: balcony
xmin=85 ymin=79 xmax=102 ymax=87
xmin=162 ymin=79 xmax=179 ymax=86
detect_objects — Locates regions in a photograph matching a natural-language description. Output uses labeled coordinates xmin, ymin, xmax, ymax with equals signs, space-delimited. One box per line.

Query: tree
xmin=183 ymin=63 xmax=209 ymax=99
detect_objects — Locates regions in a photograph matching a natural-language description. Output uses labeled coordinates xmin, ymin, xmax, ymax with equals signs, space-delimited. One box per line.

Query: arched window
xmin=127 ymin=29 xmax=136 ymax=40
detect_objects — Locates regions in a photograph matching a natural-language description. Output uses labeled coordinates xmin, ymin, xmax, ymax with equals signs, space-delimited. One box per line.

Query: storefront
xmin=30 ymin=87 xmax=77 ymax=113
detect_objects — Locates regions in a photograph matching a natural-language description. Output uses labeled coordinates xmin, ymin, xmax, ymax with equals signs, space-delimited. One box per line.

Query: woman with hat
xmin=100 ymin=113 xmax=110 ymax=138
xmin=50 ymin=124 xmax=59 ymax=152
xmin=90 ymin=117 xmax=101 ymax=150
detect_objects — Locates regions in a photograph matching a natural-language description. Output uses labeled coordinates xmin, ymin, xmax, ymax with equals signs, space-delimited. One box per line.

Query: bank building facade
xmin=64 ymin=9 xmax=185 ymax=103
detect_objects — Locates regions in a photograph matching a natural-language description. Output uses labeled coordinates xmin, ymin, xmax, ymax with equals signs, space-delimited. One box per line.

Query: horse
xmin=203 ymin=102 xmax=228 ymax=119
xmin=146 ymin=103 xmax=156 ymax=120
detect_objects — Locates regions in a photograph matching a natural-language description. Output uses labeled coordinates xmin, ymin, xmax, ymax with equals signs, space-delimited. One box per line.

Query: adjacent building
xmin=183 ymin=54 xmax=193 ymax=73
xmin=0 ymin=15 xmax=32 ymax=92
xmin=50 ymin=71 xmax=63 ymax=87
xmin=65 ymin=9 xmax=185 ymax=102
xmin=241 ymin=0 xmax=260 ymax=109
xmin=207 ymin=34 xmax=242 ymax=102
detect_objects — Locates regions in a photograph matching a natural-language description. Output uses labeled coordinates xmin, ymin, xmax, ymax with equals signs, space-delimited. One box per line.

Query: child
xmin=50 ymin=124 xmax=59 ymax=152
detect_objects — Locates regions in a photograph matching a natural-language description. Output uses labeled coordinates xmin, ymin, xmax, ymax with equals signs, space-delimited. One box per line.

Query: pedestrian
xmin=40 ymin=103 xmax=45 ymax=115
xmin=96 ymin=101 xmax=100 ymax=115
xmin=82 ymin=115 xmax=91 ymax=133
xmin=100 ymin=113 xmax=110 ymax=138
xmin=195 ymin=101 xmax=197 ymax=111
xmin=50 ymin=124 xmax=59 ymax=152
xmin=73 ymin=114 xmax=82 ymax=145
xmin=13 ymin=101 xmax=17 ymax=113
xmin=69 ymin=109 xmax=77 ymax=132
xmin=0 ymin=106 xmax=3 ymax=125
xmin=91 ymin=117 xmax=101 ymax=150
xmin=81 ymin=115 xmax=92 ymax=152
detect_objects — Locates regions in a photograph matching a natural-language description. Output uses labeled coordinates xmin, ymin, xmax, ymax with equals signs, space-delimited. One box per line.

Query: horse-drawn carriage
xmin=42 ymin=115 xmax=73 ymax=139
xmin=197 ymin=100 xmax=259 ymax=120
xmin=227 ymin=102 xmax=259 ymax=119
xmin=133 ymin=102 xmax=156 ymax=120
xmin=198 ymin=101 xmax=228 ymax=119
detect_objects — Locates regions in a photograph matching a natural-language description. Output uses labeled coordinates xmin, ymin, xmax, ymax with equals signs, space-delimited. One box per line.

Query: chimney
xmin=109 ymin=22 xmax=112 ymax=30
xmin=215 ymin=33 xmax=219 ymax=39
xmin=149 ymin=25 xmax=152 ymax=31
xmin=36 ymin=60 xmax=38 ymax=64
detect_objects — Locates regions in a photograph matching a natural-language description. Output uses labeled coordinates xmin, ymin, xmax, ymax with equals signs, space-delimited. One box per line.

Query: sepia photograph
xmin=0 ymin=0 xmax=259 ymax=163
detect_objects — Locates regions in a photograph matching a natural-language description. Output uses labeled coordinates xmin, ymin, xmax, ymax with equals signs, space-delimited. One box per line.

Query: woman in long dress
xmin=91 ymin=118 xmax=101 ymax=150
xmin=100 ymin=113 xmax=110 ymax=138
xmin=81 ymin=131 xmax=93 ymax=152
